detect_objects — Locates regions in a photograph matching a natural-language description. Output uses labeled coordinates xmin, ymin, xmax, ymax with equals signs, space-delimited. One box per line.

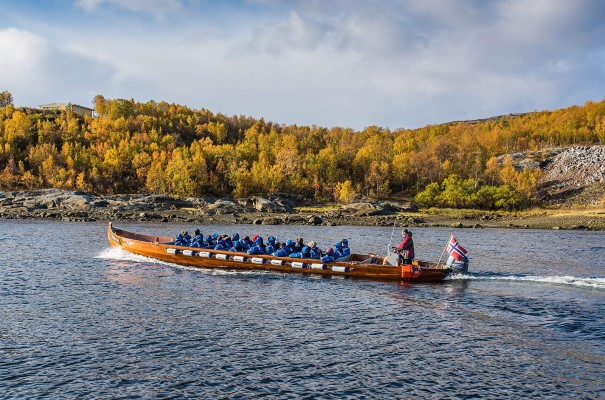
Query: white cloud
xmin=3 ymin=0 xmax=604 ymax=128
xmin=0 ymin=27 xmax=115 ymax=107
xmin=0 ymin=28 xmax=49 ymax=83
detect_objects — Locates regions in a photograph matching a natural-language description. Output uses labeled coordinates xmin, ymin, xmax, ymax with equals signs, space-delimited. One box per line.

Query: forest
xmin=1 ymin=91 xmax=604 ymax=210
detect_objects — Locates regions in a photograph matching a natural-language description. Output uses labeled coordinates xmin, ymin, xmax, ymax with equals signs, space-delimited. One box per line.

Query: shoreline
xmin=1 ymin=189 xmax=604 ymax=231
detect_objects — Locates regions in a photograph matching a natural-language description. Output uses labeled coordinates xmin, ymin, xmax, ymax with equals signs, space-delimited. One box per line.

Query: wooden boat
xmin=107 ymin=223 xmax=464 ymax=283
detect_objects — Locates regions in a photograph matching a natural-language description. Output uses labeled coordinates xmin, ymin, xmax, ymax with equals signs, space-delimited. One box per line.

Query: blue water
xmin=1 ymin=220 xmax=604 ymax=398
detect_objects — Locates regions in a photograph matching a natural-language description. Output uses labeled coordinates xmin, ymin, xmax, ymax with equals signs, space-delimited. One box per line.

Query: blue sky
xmin=1 ymin=0 xmax=604 ymax=129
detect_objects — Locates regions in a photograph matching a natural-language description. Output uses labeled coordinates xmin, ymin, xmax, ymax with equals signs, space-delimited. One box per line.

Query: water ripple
xmin=1 ymin=221 xmax=604 ymax=398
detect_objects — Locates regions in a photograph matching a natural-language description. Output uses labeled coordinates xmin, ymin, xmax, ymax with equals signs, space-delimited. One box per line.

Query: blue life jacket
xmin=272 ymin=248 xmax=288 ymax=257
xmin=340 ymin=247 xmax=351 ymax=257
xmin=229 ymin=240 xmax=242 ymax=252
xmin=334 ymin=243 xmax=345 ymax=258
xmin=264 ymin=237 xmax=276 ymax=254
xmin=321 ymin=254 xmax=335 ymax=263
xmin=290 ymin=246 xmax=310 ymax=259
xmin=247 ymin=244 xmax=265 ymax=255
xmin=204 ymin=235 xmax=214 ymax=246
xmin=175 ymin=233 xmax=189 ymax=246
xmin=214 ymin=240 xmax=228 ymax=250
xmin=309 ymin=247 xmax=321 ymax=259
xmin=191 ymin=234 xmax=204 ymax=246
xmin=272 ymin=245 xmax=294 ymax=257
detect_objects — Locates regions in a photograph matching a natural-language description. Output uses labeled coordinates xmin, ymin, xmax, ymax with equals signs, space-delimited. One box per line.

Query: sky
xmin=1 ymin=0 xmax=604 ymax=130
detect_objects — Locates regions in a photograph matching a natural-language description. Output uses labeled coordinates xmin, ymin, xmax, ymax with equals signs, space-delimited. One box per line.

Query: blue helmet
xmin=341 ymin=239 xmax=348 ymax=247
xmin=232 ymin=233 xmax=240 ymax=241
xmin=212 ymin=233 xmax=219 ymax=239
xmin=267 ymin=236 xmax=276 ymax=245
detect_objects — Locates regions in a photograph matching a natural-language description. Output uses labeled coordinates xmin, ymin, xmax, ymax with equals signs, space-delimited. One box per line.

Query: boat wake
xmin=96 ymin=247 xmax=167 ymax=265
xmin=96 ymin=247 xmax=270 ymax=277
xmin=448 ymin=271 xmax=605 ymax=290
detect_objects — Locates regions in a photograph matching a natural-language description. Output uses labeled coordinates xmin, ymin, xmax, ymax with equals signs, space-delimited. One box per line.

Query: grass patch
xmin=294 ymin=205 xmax=340 ymax=213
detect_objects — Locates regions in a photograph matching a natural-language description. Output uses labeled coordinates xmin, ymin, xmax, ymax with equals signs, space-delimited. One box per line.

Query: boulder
xmin=262 ymin=217 xmax=282 ymax=225
xmin=252 ymin=197 xmax=293 ymax=213
xmin=341 ymin=202 xmax=385 ymax=216
xmin=308 ymin=215 xmax=323 ymax=225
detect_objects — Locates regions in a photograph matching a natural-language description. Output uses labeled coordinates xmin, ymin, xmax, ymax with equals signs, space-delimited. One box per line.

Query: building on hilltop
xmin=39 ymin=103 xmax=95 ymax=118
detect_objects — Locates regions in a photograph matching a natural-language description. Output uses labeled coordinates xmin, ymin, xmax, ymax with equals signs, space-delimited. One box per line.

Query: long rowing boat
xmin=107 ymin=223 xmax=467 ymax=283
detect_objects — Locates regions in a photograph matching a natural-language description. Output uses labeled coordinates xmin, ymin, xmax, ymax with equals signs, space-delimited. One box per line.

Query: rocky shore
xmin=1 ymin=189 xmax=604 ymax=231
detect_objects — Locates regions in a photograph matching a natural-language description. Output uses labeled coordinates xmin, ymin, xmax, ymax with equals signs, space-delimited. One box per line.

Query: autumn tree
xmin=0 ymin=91 xmax=13 ymax=107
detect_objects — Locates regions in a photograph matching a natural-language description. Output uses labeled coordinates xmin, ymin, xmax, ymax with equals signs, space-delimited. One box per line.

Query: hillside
xmin=500 ymin=145 xmax=605 ymax=206
xmin=1 ymin=95 xmax=605 ymax=211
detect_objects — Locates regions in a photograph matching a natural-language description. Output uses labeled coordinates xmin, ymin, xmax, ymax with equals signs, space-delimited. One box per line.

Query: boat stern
xmin=446 ymin=255 xmax=469 ymax=275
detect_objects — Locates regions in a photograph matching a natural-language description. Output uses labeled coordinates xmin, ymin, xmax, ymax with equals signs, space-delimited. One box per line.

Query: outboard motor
xmin=384 ymin=248 xmax=400 ymax=266
xmin=446 ymin=255 xmax=469 ymax=274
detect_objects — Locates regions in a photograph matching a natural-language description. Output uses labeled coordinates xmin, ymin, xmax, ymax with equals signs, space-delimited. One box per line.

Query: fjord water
xmin=1 ymin=220 xmax=604 ymax=399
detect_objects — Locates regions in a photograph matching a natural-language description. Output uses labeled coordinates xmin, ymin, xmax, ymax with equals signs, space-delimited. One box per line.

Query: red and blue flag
xmin=448 ymin=236 xmax=468 ymax=261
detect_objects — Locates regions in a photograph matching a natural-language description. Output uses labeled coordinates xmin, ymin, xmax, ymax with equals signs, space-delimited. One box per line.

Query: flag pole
xmin=436 ymin=233 xmax=453 ymax=268
xmin=387 ymin=220 xmax=396 ymax=255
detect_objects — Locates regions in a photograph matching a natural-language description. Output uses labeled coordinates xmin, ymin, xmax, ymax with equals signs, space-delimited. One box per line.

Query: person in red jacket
xmin=396 ymin=229 xmax=415 ymax=265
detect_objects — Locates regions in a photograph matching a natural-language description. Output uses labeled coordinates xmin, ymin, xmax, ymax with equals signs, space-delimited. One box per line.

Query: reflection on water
xmin=0 ymin=220 xmax=604 ymax=398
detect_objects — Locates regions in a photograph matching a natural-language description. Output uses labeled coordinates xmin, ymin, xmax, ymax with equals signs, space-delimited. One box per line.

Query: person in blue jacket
xmin=214 ymin=237 xmax=229 ymax=250
xmin=228 ymin=240 xmax=242 ymax=252
xmin=335 ymin=239 xmax=351 ymax=259
xmin=273 ymin=240 xmax=296 ymax=257
xmin=290 ymin=246 xmax=310 ymax=259
xmin=247 ymin=236 xmax=266 ymax=255
xmin=240 ymin=236 xmax=252 ymax=251
xmin=181 ymin=230 xmax=191 ymax=244
xmin=321 ymin=247 xmax=336 ymax=263
xmin=265 ymin=237 xmax=277 ymax=254
xmin=174 ymin=233 xmax=187 ymax=246
xmin=174 ymin=231 xmax=191 ymax=246
xmin=334 ymin=242 xmax=344 ymax=259
xmin=205 ymin=233 xmax=219 ymax=247
xmin=308 ymin=241 xmax=321 ymax=259
xmin=190 ymin=229 xmax=205 ymax=247
xmin=293 ymin=237 xmax=304 ymax=253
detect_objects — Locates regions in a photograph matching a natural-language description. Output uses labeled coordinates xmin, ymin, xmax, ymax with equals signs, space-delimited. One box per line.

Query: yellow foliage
xmin=1 ymin=95 xmax=604 ymax=205
xmin=335 ymin=180 xmax=357 ymax=203
xmin=21 ymin=171 xmax=41 ymax=189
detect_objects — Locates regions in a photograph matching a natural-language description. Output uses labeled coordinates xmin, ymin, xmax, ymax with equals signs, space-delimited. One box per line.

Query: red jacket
xmin=396 ymin=237 xmax=415 ymax=259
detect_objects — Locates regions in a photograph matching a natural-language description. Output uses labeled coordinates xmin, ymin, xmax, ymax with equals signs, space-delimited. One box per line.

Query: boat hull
xmin=107 ymin=223 xmax=451 ymax=283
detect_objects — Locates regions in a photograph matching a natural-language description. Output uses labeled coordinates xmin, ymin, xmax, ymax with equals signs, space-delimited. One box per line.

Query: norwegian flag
xmin=448 ymin=236 xmax=468 ymax=261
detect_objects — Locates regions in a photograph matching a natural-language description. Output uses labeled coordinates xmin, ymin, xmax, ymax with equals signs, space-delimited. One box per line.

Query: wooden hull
xmin=107 ymin=223 xmax=451 ymax=283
